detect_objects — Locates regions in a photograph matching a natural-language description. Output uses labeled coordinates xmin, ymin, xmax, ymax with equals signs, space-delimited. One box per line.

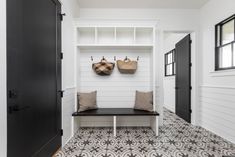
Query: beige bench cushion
xmin=77 ymin=91 xmax=97 ymax=112
xmin=134 ymin=91 xmax=153 ymax=112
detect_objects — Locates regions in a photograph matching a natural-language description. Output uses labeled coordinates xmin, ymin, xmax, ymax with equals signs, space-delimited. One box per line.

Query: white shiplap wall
xmin=77 ymin=49 xmax=153 ymax=126
xmin=199 ymin=85 xmax=235 ymax=143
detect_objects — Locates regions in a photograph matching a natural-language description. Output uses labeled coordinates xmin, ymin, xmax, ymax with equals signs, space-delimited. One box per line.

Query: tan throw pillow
xmin=77 ymin=91 xmax=97 ymax=112
xmin=134 ymin=91 xmax=153 ymax=112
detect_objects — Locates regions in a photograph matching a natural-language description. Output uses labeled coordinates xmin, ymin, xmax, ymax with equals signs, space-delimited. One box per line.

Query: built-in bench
xmin=72 ymin=108 xmax=159 ymax=136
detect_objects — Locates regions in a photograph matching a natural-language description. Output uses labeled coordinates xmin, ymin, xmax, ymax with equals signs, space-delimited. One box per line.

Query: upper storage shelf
xmin=76 ymin=27 xmax=154 ymax=48
xmin=77 ymin=27 xmax=96 ymax=44
xmin=135 ymin=28 xmax=153 ymax=44
xmin=97 ymin=27 xmax=115 ymax=44
xmin=116 ymin=27 xmax=134 ymax=44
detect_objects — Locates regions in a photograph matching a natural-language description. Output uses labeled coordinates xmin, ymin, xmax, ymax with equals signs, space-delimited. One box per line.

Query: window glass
xmin=165 ymin=49 xmax=175 ymax=76
xmin=215 ymin=15 xmax=235 ymax=70
xmin=219 ymin=44 xmax=232 ymax=68
xmin=222 ymin=20 xmax=234 ymax=45
xmin=166 ymin=65 xmax=172 ymax=76
xmin=168 ymin=53 xmax=172 ymax=63
xmin=217 ymin=26 xmax=221 ymax=46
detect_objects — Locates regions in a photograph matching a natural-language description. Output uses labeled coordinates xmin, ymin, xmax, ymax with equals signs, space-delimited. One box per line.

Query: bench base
xmin=111 ymin=116 xmax=158 ymax=137
xmin=72 ymin=108 xmax=159 ymax=136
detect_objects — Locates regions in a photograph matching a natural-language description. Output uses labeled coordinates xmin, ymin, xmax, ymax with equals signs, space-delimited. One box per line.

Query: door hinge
xmin=190 ymin=86 xmax=192 ymax=90
xmin=8 ymin=105 xmax=30 ymax=114
xmin=60 ymin=129 xmax=63 ymax=136
xmin=60 ymin=13 xmax=66 ymax=21
xmin=60 ymin=52 xmax=63 ymax=59
xmin=8 ymin=90 xmax=17 ymax=99
xmin=190 ymin=63 xmax=192 ymax=67
xmin=190 ymin=109 xmax=192 ymax=113
xmin=59 ymin=90 xmax=64 ymax=98
xmin=190 ymin=40 xmax=192 ymax=44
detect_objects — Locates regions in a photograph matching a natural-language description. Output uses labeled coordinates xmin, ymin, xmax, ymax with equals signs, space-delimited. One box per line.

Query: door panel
xmin=7 ymin=0 xmax=62 ymax=156
xmin=175 ymin=34 xmax=191 ymax=123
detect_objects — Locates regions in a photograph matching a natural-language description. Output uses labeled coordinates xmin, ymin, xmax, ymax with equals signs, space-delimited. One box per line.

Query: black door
xmin=175 ymin=34 xmax=191 ymax=123
xmin=7 ymin=0 xmax=62 ymax=156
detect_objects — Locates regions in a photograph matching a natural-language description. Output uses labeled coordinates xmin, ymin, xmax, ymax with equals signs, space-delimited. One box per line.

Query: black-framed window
xmin=215 ymin=14 xmax=235 ymax=71
xmin=165 ymin=49 xmax=175 ymax=76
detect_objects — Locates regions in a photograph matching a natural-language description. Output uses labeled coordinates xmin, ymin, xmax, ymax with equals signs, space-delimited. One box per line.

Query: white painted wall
xmin=163 ymin=33 xmax=187 ymax=113
xmin=79 ymin=9 xmax=199 ymax=31
xmin=199 ymin=0 xmax=235 ymax=143
xmin=0 ymin=0 xmax=7 ymax=156
xmin=60 ymin=0 xmax=79 ymax=146
xmin=61 ymin=0 xmax=79 ymax=89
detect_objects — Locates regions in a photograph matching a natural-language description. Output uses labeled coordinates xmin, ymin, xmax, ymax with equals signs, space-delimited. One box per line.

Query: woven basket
xmin=117 ymin=59 xmax=137 ymax=74
xmin=92 ymin=59 xmax=115 ymax=76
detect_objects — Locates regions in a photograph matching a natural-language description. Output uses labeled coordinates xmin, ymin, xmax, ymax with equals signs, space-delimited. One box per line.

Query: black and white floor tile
xmin=55 ymin=108 xmax=235 ymax=157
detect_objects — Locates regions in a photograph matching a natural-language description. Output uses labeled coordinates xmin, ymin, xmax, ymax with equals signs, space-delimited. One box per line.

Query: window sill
xmin=210 ymin=69 xmax=235 ymax=77
xmin=164 ymin=75 xmax=175 ymax=80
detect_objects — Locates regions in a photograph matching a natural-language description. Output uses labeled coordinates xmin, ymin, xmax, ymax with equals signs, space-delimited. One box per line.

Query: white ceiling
xmin=77 ymin=0 xmax=209 ymax=9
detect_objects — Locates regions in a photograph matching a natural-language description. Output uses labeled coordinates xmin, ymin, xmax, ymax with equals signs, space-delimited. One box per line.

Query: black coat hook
xmin=101 ymin=56 xmax=106 ymax=61
xmin=91 ymin=56 xmax=93 ymax=61
xmin=114 ymin=56 xmax=116 ymax=61
xmin=137 ymin=56 xmax=139 ymax=61
xmin=60 ymin=13 xmax=66 ymax=21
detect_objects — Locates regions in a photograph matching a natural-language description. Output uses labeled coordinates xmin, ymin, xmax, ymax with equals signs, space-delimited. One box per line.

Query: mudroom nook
xmin=73 ymin=22 xmax=160 ymax=136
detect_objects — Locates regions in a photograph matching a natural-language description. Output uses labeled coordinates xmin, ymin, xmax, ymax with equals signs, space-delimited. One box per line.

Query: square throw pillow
xmin=77 ymin=91 xmax=97 ymax=112
xmin=134 ymin=91 xmax=153 ymax=112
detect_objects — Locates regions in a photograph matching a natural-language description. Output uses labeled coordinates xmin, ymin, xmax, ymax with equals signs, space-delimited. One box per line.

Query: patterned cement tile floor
xmin=55 ymin=108 xmax=235 ymax=157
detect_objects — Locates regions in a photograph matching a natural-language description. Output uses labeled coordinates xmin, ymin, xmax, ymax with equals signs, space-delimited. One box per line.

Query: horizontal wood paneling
xmin=77 ymin=49 xmax=152 ymax=126
xmin=199 ymin=85 xmax=235 ymax=144
xmin=163 ymin=77 xmax=175 ymax=113
xmin=78 ymin=50 xmax=152 ymax=108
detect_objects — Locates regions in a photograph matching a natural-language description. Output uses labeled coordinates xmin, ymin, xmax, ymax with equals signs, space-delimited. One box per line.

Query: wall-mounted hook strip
xmin=137 ymin=56 xmax=139 ymax=61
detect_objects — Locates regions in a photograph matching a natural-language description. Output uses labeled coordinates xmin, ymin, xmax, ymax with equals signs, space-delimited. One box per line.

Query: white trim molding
xmin=0 ymin=0 xmax=7 ymax=156
xmin=200 ymin=85 xmax=235 ymax=89
xmin=210 ymin=69 xmax=235 ymax=77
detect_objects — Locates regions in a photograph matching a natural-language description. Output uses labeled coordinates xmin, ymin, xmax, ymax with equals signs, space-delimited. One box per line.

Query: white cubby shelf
xmin=76 ymin=26 xmax=154 ymax=48
xmin=75 ymin=25 xmax=156 ymax=110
